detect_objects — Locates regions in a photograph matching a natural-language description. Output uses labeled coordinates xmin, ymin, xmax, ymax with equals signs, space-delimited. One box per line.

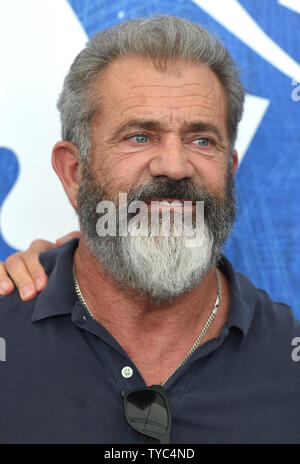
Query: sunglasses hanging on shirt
xmin=121 ymin=385 xmax=171 ymax=444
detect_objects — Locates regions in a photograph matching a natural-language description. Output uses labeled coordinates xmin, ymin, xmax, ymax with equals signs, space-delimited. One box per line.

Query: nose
xmin=148 ymin=135 xmax=195 ymax=181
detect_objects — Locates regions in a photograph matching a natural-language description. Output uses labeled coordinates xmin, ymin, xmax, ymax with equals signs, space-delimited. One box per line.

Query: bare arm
xmin=0 ymin=232 xmax=79 ymax=300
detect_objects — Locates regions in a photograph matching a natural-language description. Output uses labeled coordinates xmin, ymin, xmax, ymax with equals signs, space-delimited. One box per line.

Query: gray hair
xmin=57 ymin=15 xmax=245 ymax=162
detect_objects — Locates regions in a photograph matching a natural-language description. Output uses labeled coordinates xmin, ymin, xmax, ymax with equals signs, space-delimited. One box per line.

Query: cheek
xmin=194 ymin=162 xmax=228 ymax=198
xmin=108 ymin=154 xmax=152 ymax=191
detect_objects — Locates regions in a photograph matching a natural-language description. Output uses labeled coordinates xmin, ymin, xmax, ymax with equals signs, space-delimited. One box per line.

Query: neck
xmin=73 ymin=235 xmax=230 ymax=384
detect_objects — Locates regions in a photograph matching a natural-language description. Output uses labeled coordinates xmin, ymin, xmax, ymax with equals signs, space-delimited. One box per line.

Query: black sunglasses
xmin=121 ymin=385 xmax=172 ymax=444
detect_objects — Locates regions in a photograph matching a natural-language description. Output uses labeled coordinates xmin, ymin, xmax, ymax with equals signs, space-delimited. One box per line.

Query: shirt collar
xmin=32 ymin=239 xmax=257 ymax=340
xmin=217 ymin=255 xmax=257 ymax=339
xmin=31 ymin=239 xmax=79 ymax=322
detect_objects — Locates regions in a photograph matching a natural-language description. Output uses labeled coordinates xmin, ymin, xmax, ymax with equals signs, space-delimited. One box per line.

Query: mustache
xmin=124 ymin=178 xmax=216 ymax=205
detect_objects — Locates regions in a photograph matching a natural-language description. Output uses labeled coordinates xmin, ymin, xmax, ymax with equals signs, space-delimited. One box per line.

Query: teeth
xmin=168 ymin=201 xmax=183 ymax=206
xmin=151 ymin=200 xmax=183 ymax=206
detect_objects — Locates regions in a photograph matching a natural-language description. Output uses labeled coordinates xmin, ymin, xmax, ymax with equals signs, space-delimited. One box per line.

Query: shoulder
xmin=219 ymin=255 xmax=300 ymax=341
xmin=224 ymin=265 xmax=300 ymax=376
xmin=234 ymin=266 xmax=299 ymax=329
xmin=0 ymin=245 xmax=55 ymax=323
xmin=234 ymin=270 xmax=300 ymax=357
xmin=0 ymin=290 xmax=34 ymax=326
xmin=252 ymin=286 xmax=300 ymax=337
xmin=0 ymin=239 xmax=78 ymax=329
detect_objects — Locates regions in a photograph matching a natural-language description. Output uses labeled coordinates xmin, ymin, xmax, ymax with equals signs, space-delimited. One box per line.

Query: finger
xmin=5 ymin=253 xmax=37 ymax=301
xmin=55 ymin=231 xmax=80 ymax=246
xmin=0 ymin=262 xmax=15 ymax=295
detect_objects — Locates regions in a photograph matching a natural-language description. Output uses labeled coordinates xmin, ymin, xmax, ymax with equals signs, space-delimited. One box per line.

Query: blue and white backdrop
xmin=0 ymin=0 xmax=299 ymax=316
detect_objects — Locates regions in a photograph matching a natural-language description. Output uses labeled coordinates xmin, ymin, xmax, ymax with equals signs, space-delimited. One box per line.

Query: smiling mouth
xmin=147 ymin=198 xmax=196 ymax=212
xmin=147 ymin=198 xmax=196 ymax=207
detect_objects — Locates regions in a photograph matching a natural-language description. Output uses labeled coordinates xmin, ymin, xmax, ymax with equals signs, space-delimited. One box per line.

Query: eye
xmin=192 ymin=137 xmax=211 ymax=147
xmin=130 ymin=134 xmax=149 ymax=143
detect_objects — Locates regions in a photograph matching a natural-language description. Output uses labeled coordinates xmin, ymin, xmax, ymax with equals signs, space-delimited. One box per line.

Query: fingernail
xmin=0 ymin=281 xmax=11 ymax=293
xmin=21 ymin=285 xmax=35 ymax=300
xmin=35 ymin=277 xmax=44 ymax=292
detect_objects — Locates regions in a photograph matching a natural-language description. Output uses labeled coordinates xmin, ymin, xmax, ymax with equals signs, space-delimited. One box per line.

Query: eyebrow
xmin=108 ymin=119 xmax=225 ymax=143
xmin=181 ymin=121 xmax=224 ymax=143
xmin=108 ymin=119 xmax=160 ymax=142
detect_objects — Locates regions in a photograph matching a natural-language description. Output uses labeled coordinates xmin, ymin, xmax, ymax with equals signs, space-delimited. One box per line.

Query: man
xmin=0 ymin=15 xmax=299 ymax=444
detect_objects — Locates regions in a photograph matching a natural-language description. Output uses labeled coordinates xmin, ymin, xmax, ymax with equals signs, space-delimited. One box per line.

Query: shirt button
xmin=121 ymin=366 xmax=133 ymax=379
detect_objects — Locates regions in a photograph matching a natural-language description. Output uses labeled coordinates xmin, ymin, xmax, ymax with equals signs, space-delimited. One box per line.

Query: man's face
xmin=76 ymin=56 xmax=236 ymax=303
xmin=89 ymin=56 xmax=232 ymax=202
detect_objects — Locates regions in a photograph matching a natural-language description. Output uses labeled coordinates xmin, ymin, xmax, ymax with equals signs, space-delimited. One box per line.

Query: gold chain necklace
xmin=73 ymin=266 xmax=222 ymax=386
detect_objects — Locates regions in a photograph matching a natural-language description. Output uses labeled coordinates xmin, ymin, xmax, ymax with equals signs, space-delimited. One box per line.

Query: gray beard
xmin=77 ymin=165 xmax=236 ymax=304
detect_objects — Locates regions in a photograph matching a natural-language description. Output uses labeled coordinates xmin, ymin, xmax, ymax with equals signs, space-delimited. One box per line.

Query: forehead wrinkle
xmin=119 ymin=103 xmax=221 ymax=117
xmin=118 ymin=93 xmax=219 ymax=105
xmin=126 ymin=82 xmax=217 ymax=89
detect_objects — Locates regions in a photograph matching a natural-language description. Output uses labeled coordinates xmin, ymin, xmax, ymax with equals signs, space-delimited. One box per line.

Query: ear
xmin=52 ymin=141 xmax=81 ymax=210
xmin=231 ymin=149 xmax=239 ymax=176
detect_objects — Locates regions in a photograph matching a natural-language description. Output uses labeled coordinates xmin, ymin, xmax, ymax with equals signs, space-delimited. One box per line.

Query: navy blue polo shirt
xmin=0 ymin=238 xmax=300 ymax=444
